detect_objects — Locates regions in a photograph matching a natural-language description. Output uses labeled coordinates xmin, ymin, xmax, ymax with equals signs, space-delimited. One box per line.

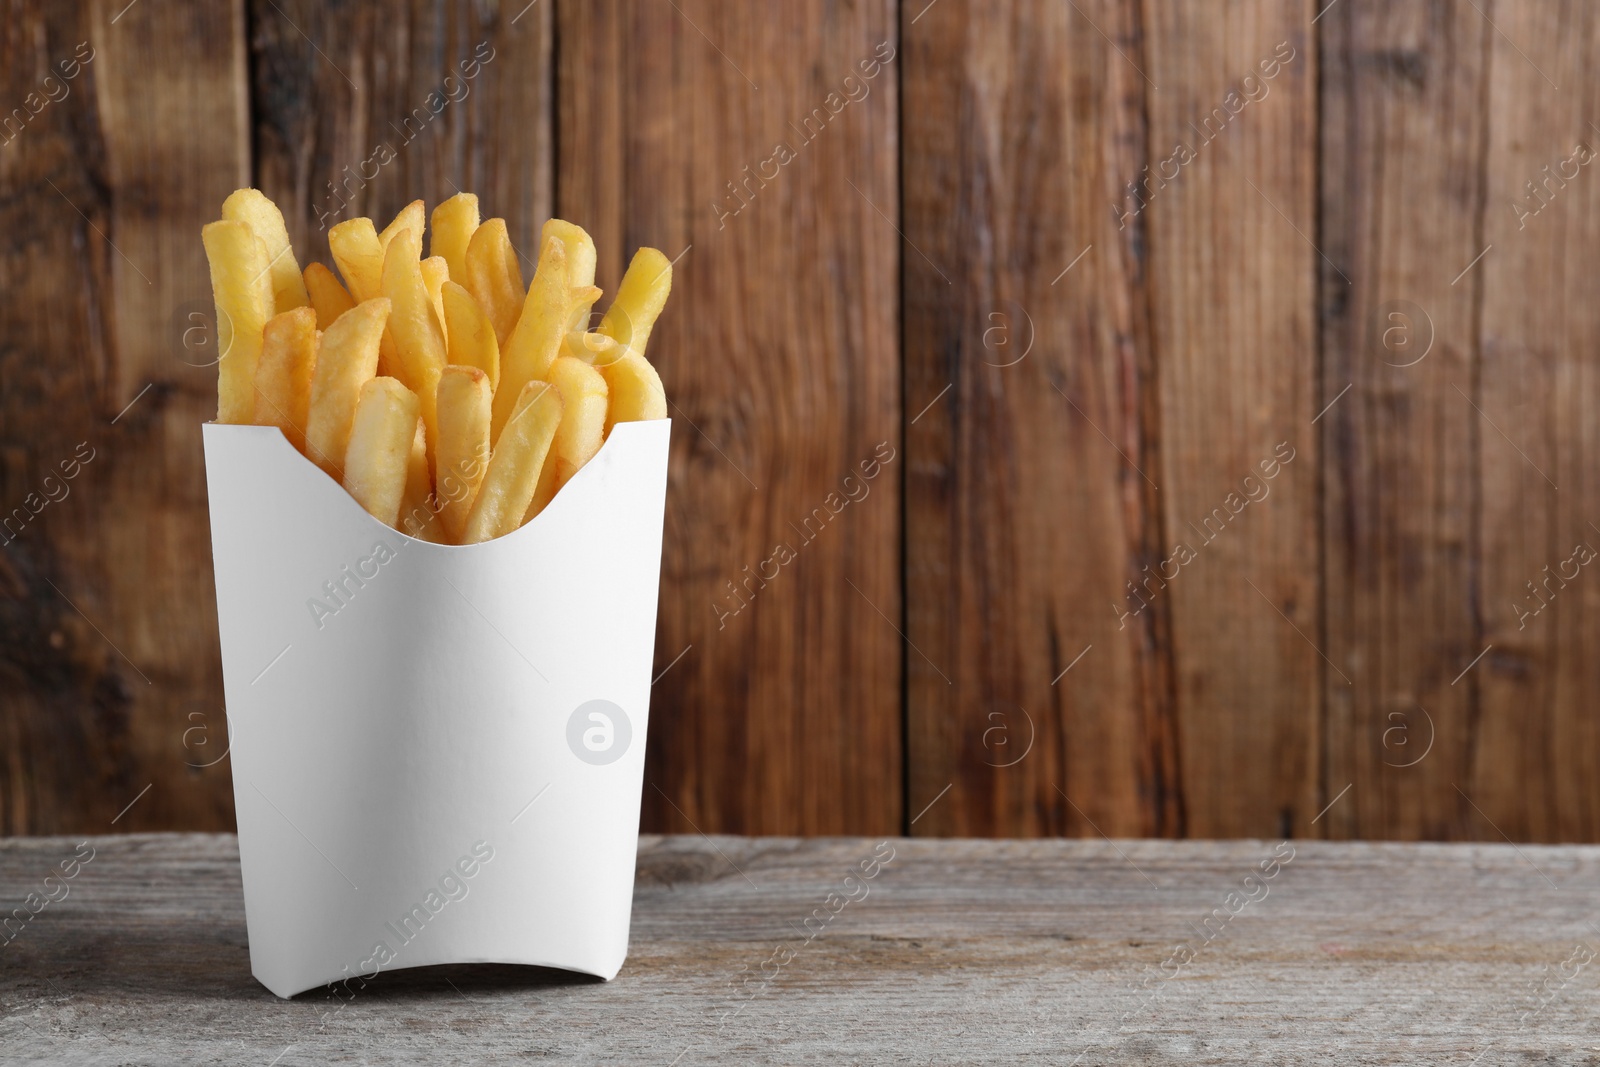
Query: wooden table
xmin=1 ymin=834 xmax=1594 ymax=1064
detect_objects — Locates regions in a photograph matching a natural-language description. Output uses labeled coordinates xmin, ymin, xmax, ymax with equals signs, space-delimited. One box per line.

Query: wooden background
xmin=1 ymin=0 xmax=1595 ymax=843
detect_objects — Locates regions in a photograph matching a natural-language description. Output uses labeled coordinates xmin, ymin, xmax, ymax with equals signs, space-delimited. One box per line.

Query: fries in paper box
xmin=200 ymin=190 xmax=673 ymax=997
xmin=203 ymin=189 xmax=671 ymax=540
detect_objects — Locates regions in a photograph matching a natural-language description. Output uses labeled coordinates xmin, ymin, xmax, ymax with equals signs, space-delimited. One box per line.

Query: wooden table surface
xmin=1 ymin=834 xmax=1595 ymax=1064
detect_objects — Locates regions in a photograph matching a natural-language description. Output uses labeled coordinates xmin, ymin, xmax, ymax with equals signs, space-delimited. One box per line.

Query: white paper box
xmin=203 ymin=419 xmax=671 ymax=999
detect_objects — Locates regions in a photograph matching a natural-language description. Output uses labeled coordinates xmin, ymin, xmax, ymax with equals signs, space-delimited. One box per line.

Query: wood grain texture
xmin=248 ymin=0 xmax=553 ymax=267
xmin=1317 ymin=2 xmax=1488 ymax=840
xmin=0 ymin=0 xmax=248 ymax=835
xmin=557 ymin=0 xmax=903 ymax=835
xmin=5 ymin=1 xmax=1600 ymax=844
xmin=902 ymin=0 xmax=1170 ymax=837
xmin=2 ymin=833 xmax=1596 ymax=1063
xmin=1142 ymin=0 xmax=1320 ymax=838
xmin=1475 ymin=2 xmax=1600 ymax=842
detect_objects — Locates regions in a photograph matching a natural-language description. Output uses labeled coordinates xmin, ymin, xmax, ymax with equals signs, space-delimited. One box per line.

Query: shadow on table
xmin=309 ymin=961 xmax=604 ymax=1001
xmin=2 ymin=925 xmax=601 ymax=1006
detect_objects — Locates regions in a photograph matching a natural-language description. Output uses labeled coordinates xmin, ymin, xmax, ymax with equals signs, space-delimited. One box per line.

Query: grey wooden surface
xmin=0 ymin=834 xmax=1595 ymax=1065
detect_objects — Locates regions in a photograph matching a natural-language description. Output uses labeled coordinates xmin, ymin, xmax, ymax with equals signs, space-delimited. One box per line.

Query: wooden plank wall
xmin=1319 ymin=0 xmax=1486 ymax=841
xmin=557 ymin=0 xmax=903 ymax=835
xmin=1 ymin=0 xmax=1597 ymax=843
xmin=1476 ymin=1 xmax=1600 ymax=842
xmin=902 ymin=0 xmax=1161 ymax=838
xmin=0 ymin=0 xmax=246 ymax=833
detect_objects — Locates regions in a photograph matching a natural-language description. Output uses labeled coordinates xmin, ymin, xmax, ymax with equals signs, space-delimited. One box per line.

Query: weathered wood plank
xmin=0 ymin=0 xmax=248 ymax=834
xmin=902 ymin=0 xmax=1168 ymax=837
xmin=553 ymin=0 xmax=624 ymax=293
xmin=7 ymin=0 xmax=1600 ymax=847
xmin=1 ymin=834 xmax=1595 ymax=1063
xmin=248 ymin=0 xmax=553 ymax=263
xmin=557 ymin=0 xmax=903 ymax=835
xmin=1475 ymin=2 xmax=1600 ymax=841
xmin=1142 ymin=0 xmax=1320 ymax=837
xmin=1317 ymin=1 xmax=1488 ymax=839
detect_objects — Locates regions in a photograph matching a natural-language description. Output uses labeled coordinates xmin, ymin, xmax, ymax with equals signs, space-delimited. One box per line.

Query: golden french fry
xmin=543 ymin=218 xmax=597 ymax=287
xmin=463 ymin=218 xmax=524 ymax=346
xmin=598 ymin=247 xmax=672 ymax=363
xmin=543 ymin=218 xmax=598 ymax=328
xmin=375 ymin=341 xmax=398 ymax=382
xmin=430 ymin=193 xmax=479 ymax=284
xmin=420 ymin=255 xmax=449 ymax=339
xmin=442 ymin=281 xmax=500 ymax=392
xmin=305 ymin=297 xmax=390 ymax=480
xmin=343 ymin=377 xmax=420 ymax=528
xmin=463 ymin=381 xmax=563 ymax=544
xmin=397 ymin=417 xmax=447 ymax=542
xmin=379 ymin=199 xmax=425 ymax=253
xmin=253 ymin=306 xmax=318 ymax=451
xmin=203 ymin=219 xmax=275 ymax=424
xmin=493 ymin=234 xmax=569 ymax=443
xmin=526 ymin=452 xmax=561 ymax=520
xmin=523 ymin=356 xmax=606 ymax=522
xmin=328 ymin=217 xmax=384 ymax=302
xmin=545 ymin=223 xmax=603 ymax=380
xmin=398 ymin=415 xmax=428 ymax=527
xmin=330 ymin=216 xmax=406 ymax=377
xmin=601 ymin=349 xmax=668 ymax=437
xmin=563 ymin=329 xmax=621 ymax=363
xmin=545 ymin=355 xmax=608 ymax=482
xmin=303 ymin=262 xmax=355 ymax=329
xmin=381 ymin=229 xmax=447 ymax=468
xmin=222 ymin=188 xmax=308 ymax=312
xmin=435 ymin=365 xmax=493 ymax=542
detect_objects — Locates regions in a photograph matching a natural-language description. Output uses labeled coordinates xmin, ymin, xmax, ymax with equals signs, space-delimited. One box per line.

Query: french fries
xmin=303 ymin=262 xmax=355 ymax=329
xmin=435 ymin=365 xmax=492 ymax=542
xmin=442 ymin=280 xmax=499 ymax=392
xmin=398 ymin=417 xmax=440 ymax=541
xmin=463 ymin=218 xmax=524 ymax=346
xmin=597 ymin=247 xmax=673 ymax=364
xmin=202 ymin=219 xmax=275 ymax=424
xmin=305 ymin=297 xmax=390 ymax=480
xmin=381 ymin=228 xmax=447 ymax=468
xmin=543 ymin=218 xmax=600 ymax=339
xmin=328 ymin=217 xmax=384 ymax=303
xmin=494 ymin=234 xmax=571 ymax=443
xmin=525 ymin=356 xmax=607 ymax=521
xmin=430 ymin=193 xmax=479 ymax=283
xmin=204 ymin=189 xmax=672 ymax=543
xmin=379 ymin=200 xmax=425 ymax=254
xmin=544 ymin=356 xmax=608 ymax=485
xmin=253 ymin=306 xmax=318 ymax=452
xmin=420 ymin=256 xmax=449 ymax=338
xmin=343 ymin=377 xmax=420 ymax=528
xmin=222 ymin=189 xmax=309 ymax=313
xmin=463 ymin=381 xmax=563 ymax=544
xmin=601 ymin=349 xmax=668 ymax=436
xmin=564 ymin=329 xmax=623 ymax=363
